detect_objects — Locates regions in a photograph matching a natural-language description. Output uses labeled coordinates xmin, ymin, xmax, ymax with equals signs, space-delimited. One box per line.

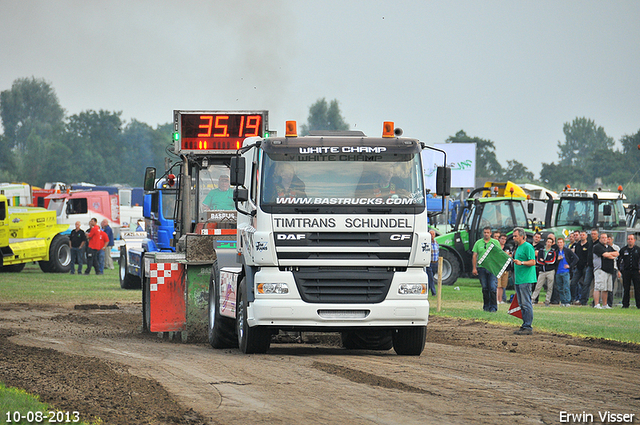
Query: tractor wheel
xmin=435 ymin=249 xmax=461 ymax=286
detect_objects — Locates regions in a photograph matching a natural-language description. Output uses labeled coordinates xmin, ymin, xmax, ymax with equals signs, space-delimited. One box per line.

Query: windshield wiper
xmin=368 ymin=208 xmax=392 ymax=214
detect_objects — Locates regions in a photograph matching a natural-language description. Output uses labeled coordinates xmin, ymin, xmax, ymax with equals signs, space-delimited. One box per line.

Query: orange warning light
xmin=286 ymin=121 xmax=297 ymax=137
xmin=382 ymin=121 xmax=394 ymax=138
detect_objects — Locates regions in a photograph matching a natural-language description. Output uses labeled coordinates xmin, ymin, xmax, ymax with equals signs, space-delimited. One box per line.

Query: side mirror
xmin=528 ymin=203 xmax=534 ymax=214
xmin=230 ymin=157 xmax=246 ymax=187
xmin=233 ymin=187 xmax=249 ymax=203
xmin=603 ymin=204 xmax=612 ymax=216
xmin=436 ymin=166 xmax=451 ymax=197
xmin=144 ymin=167 xmax=156 ymax=191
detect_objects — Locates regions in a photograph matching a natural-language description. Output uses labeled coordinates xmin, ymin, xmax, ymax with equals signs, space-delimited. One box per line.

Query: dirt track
xmin=1 ymin=302 xmax=639 ymax=425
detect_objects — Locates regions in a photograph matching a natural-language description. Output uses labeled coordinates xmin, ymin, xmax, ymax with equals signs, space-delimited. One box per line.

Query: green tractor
xmin=544 ymin=186 xmax=627 ymax=245
xmin=435 ymin=182 xmax=546 ymax=286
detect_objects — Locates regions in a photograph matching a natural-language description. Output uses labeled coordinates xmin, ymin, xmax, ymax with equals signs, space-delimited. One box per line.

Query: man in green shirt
xmin=202 ymin=174 xmax=235 ymax=211
xmin=472 ymin=226 xmax=500 ymax=312
xmin=512 ymin=227 xmax=536 ymax=335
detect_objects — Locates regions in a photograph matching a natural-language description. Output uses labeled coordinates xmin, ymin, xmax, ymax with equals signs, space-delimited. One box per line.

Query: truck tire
xmin=236 ymin=278 xmax=270 ymax=354
xmin=142 ymin=272 xmax=151 ymax=333
xmin=392 ymin=326 xmax=427 ymax=356
xmin=437 ymin=249 xmax=461 ymax=286
xmin=119 ymin=250 xmax=141 ymax=290
xmin=208 ymin=265 xmax=238 ymax=348
xmin=341 ymin=329 xmax=393 ymax=350
xmin=0 ymin=263 xmax=26 ymax=273
xmin=38 ymin=235 xmax=72 ymax=273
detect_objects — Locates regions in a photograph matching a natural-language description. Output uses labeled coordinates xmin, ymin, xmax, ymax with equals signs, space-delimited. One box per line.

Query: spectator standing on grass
xmin=571 ymin=231 xmax=590 ymax=304
xmin=68 ymin=221 xmax=87 ymax=275
xmin=593 ymin=232 xmax=618 ymax=309
xmin=578 ymin=229 xmax=598 ymax=306
xmin=607 ymin=235 xmax=621 ymax=307
xmin=497 ymin=234 xmax=512 ymax=304
xmin=85 ymin=218 xmax=106 ymax=275
xmin=425 ymin=229 xmax=438 ymax=296
xmin=618 ymin=234 xmax=640 ymax=309
xmin=532 ymin=234 xmax=558 ymax=306
xmin=101 ymin=219 xmax=114 ymax=270
xmin=472 ymin=226 xmax=500 ymax=312
xmin=555 ymin=237 xmax=578 ymax=306
xmin=512 ymin=227 xmax=536 ymax=335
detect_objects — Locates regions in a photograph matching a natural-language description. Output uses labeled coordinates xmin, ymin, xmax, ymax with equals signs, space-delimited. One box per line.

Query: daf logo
xmin=277 ymin=234 xmax=306 ymax=240
xmin=390 ymin=234 xmax=411 ymax=241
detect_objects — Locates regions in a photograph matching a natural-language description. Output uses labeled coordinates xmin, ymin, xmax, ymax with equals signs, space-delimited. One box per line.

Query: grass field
xmin=0 ymin=382 xmax=101 ymax=425
xmin=431 ymin=277 xmax=640 ymax=343
xmin=0 ymin=262 xmax=139 ymax=305
xmin=0 ymin=264 xmax=639 ymax=343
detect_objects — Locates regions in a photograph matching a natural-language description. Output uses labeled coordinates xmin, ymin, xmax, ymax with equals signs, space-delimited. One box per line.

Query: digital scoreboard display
xmin=175 ymin=111 xmax=268 ymax=153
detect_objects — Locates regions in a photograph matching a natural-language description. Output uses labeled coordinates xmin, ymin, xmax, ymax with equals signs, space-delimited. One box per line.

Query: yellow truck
xmin=0 ymin=194 xmax=71 ymax=273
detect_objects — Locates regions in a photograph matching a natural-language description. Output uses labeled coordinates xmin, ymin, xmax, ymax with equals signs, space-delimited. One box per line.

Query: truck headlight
xmin=398 ymin=283 xmax=426 ymax=295
xmin=257 ymin=283 xmax=289 ymax=294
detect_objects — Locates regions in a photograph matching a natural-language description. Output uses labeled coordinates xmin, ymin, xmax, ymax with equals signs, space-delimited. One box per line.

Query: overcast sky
xmin=1 ymin=0 xmax=639 ymax=176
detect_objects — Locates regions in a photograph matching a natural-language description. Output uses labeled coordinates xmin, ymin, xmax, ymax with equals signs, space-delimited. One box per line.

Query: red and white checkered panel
xmin=199 ymin=228 xmax=236 ymax=235
xmin=149 ymin=262 xmax=179 ymax=292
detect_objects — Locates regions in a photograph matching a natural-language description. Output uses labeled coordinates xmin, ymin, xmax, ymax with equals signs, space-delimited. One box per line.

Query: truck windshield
xmin=162 ymin=192 xmax=176 ymax=221
xmin=198 ymin=164 xmax=236 ymax=219
xmin=260 ymin=150 xmax=425 ymax=214
xmin=556 ymin=199 xmax=595 ymax=228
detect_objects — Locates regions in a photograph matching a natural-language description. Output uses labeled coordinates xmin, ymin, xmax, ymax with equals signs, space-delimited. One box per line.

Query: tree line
xmin=0 ymin=77 xmax=171 ymax=188
xmin=448 ymin=118 xmax=640 ymax=203
xmin=1 ymin=78 xmax=639 ymax=203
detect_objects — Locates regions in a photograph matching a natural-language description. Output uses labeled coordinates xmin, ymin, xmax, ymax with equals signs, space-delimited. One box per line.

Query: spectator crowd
xmin=474 ymin=228 xmax=640 ymax=311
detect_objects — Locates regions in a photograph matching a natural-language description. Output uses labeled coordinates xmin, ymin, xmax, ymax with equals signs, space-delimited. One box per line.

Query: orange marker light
xmin=285 ymin=121 xmax=297 ymax=137
xmin=382 ymin=121 xmax=395 ymax=138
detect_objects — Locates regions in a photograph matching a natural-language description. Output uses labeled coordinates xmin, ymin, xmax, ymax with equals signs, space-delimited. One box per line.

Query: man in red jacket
xmin=85 ymin=218 xmax=106 ymax=275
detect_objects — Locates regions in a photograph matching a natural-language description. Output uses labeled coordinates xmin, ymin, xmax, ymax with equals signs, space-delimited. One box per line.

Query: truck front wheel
xmin=208 ymin=264 xmax=238 ymax=349
xmin=436 ymin=249 xmax=461 ymax=286
xmin=392 ymin=326 xmax=426 ymax=356
xmin=38 ymin=235 xmax=72 ymax=273
xmin=119 ymin=250 xmax=141 ymax=290
xmin=236 ymin=278 xmax=271 ymax=354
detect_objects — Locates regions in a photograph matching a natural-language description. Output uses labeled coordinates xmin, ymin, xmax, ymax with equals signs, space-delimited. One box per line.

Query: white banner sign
xmin=422 ymin=143 xmax=476 ymax=192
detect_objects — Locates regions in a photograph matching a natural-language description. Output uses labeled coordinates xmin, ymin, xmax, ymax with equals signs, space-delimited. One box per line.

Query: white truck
xmin=209 ymin=120 xmax=451 ymax=355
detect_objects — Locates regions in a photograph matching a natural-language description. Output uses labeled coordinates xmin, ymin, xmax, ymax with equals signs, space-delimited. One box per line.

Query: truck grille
xmin=274 ymin=231 xmax=412 ymax=264
xmin=292 ymin=267 xmax=393 ymax=304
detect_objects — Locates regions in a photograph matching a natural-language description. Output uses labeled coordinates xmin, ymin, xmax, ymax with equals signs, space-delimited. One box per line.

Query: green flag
xmin=477 ymin=242 xmax=512 ymax=278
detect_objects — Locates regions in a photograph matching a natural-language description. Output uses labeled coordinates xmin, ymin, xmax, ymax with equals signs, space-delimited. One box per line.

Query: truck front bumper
xmin=247 ymin=267 xmax=429 ymax=328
